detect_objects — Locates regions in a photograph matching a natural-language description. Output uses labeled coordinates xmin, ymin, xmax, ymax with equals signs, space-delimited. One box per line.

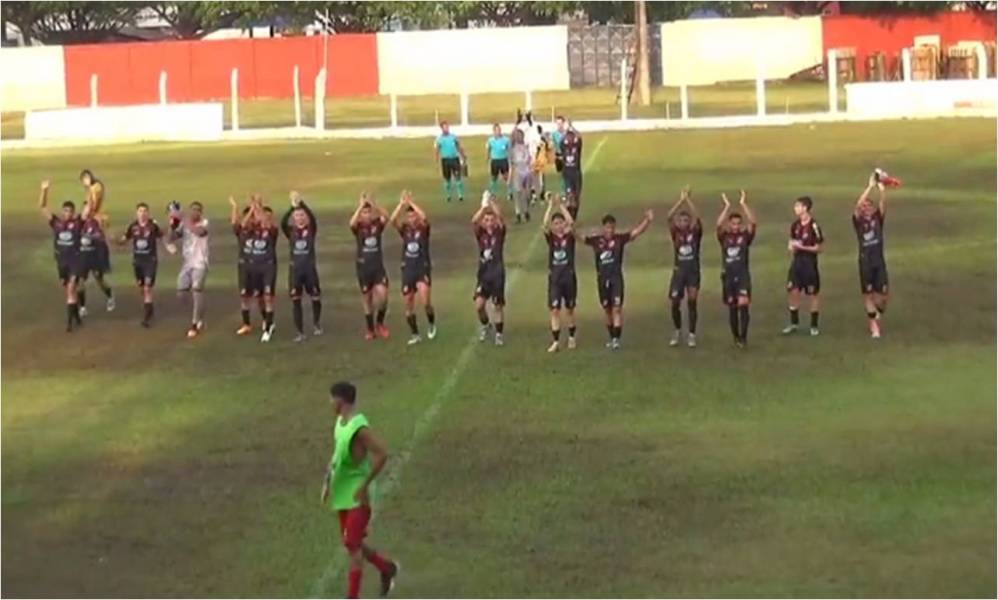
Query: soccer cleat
xmin=669 ymin=331 xmax=681 ymax=347
xmin=515 ymin=214 xmax=522 ymax=224
xmin=293 ymin=332 xmax=306 ymax=343
xmin=810 ymin=327 xmax=820 ymax=336
xmin=196 ymin=320 xmax=204 ymax=332
xmin=379 ymin=561 xmax=400 ymax=598
xmin=781 ymin=324 xmax=798 ymax=335
xmin=427 ymin=324 xmax=437 ymax=340
xmin=106 ymin=296 xmax=115 ymax=312
xmin=376 ymin=324 xmax=390 ymax=339
xmin=610 ymin=338 xmax=621 ymax=351
xmin=312 ymin=326 xmax=323 ymax=336
xmin=458 ymin=197 xmax=464 ymax=203
xmin=605 ymin=339 xmax=614 ymax=349
xmin=687 ymin=333 xmax=697 ymax=348
xmin=734 ymin=337 xmax=744 ymax=348
xmin=260 ymin=324 xmax=275 ymax=343
xmin=79 ymin=306 xmax=89 ymax=318
xmin=869 ymin=320 xmax=881 ymax=339
xmin=236 ymin=324 xmax=253 ymax=336
xmin=494 ymin=332 xmax=504 ymax=346
xmin=186 ymin=324 xmax=199 ymax=339
xmin=547 ymin=340 xmax=560 ymax=353
xmin=567 ymin=336 xmax=577 ymax=350
xmin=364 ymin=330 xmax=376 ymax=341
xmin=524 ymin=212 xmax=531 ymax=222
xmin=407 ymin=334 xmax=422 ymax=346
xmin=445 ymin=196 xmax=451 ymax=203
xmin=478 ymin=324 xmax=491 ymax=342
xmin=141 ymin=319 xmax=151 ymax=328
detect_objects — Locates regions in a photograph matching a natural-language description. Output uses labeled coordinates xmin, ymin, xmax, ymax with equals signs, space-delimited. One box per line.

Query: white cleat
xmin=610 ymin=338 xmax=621 ymax=351
xmin=781 ymin=324 xmax=798 ymax=335
xmin=478 ymin=325 xmax=491 ymax=342
xmin=293 ymin=332 xmax=306 ymax=343
xmin=669 ymin=331 xmax=681 ymax=347
xmin=79 ymin=306 xmax=89 ymax=318
xmin=313 ymin=326 xmax=323 ymax=336
xmin=567 ymin=336 xmax=577 ymax=350
xmin=494 ymin=333 xmax=504 ymax=347
xmin=407 ymin=334 xmax=422 ymax=346
xmin=261 ymin=324 xmax=274 ymax=343
xmin=810 ymin=327 xmax=820 ymax=337
xmin=427 ymin=324 xmax=437 ymax=340
xmin=106 ymin=297 xmax=116 ymax=312
xmin=687 ymin=333 xmax=697 ymax=348
xmin=547 ymin=340 xmax=560 ymax=353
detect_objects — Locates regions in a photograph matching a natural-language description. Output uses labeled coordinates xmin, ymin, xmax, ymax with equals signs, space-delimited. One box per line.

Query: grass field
xmin=1 ymin=118 xmax=995 ymax=598
xmin=1 ymin=81 xmax=837 ymax=140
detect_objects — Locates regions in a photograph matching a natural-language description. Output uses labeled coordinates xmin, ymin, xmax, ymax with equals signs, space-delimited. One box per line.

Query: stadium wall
xmin=0 ymin=46 xmax=67 ymax=111
xmin=375 ymin=26 xmax=571 ymax=94
xmin=822 ymin=12 xmax=998 ymax=80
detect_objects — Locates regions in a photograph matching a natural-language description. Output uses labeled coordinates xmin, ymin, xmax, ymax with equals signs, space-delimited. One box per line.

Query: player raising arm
xmin=168 ymin=201 xmax=210 ymax=338
xmin=717 ymin=190 xmax=757 ymax=348
xmin=350 ymin=193 xmax=391 ymax=340
xmin=853 ymin=174 xmax=891 ymax=338
xmin=390 ymin=190 xmax=436 ymax=346
xmin=281 ymin=191 xmax=323 ymax=343
xmin=666 ymin=186 xmax=703 ymax=348
xmin=471 ymin=192 xmax=508 ymax=346
xmin=782 ymin=196 xmax=824 ymax=337
xmin=40 ymin=180 xmax=90 ymax=331
xmin=542 ymin=193 xmax=579 ymax=352
xmin=583 ymin=208 xmax=653 ymax=350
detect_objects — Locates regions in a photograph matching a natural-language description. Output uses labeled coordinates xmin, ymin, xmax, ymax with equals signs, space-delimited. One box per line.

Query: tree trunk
xmin=635 ymin=0 xmax=651 ymax=106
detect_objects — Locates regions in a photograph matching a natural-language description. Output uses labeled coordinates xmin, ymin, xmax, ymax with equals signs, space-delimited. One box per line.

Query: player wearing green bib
xmin=433 ymin=121 xmax=467 ymax=203
xmin=321 ymin=381 xmax=398 ymax=598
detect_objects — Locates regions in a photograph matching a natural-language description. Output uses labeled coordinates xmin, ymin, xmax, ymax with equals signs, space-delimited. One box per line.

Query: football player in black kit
xmin=560 ymin=129 xmax=583 ymax=219
xmin=230 ymin=196 xmax=278 ymax=342
xmin=350 ymin=193 xmax=391 ymax=341
xmin=230 ymin=197 xmax=256 ymax=336
xmin=471 ymin=192 xmax=507 ymax=346
xmin=781 ymin=196 xmax=824 ymax=337
xmin=716 ymin=190 xmax=757 ymax=348
xmin=39 ymin=180 xmax=91 ymax=331
xmin=118 ymin=202 xmax=165 ymax=328
xmin=542 ymin=193 xmax=578 ymax=353
xmin=77 ymin=169 xmax=115 ymax=316
xmin=853 ymin=175 xmax=890 ymax=339
xmin=583 ymin=208 xmax=653 ymax=350
xmin=282 ymin=191 xmax=322 ymax=343
xmin=390 ymin=190 xmax=436 ymax=346
xmin=666 ymin=186 xmax=702 ymax=348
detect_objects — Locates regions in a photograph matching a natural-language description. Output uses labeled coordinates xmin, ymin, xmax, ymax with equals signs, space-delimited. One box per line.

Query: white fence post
xmin=89 ymin=74 xmax=98 ymax=108
xmin=902 ymin=48 xmax=912 ymax=81
xmin=680 ymin=83 xmax=689 ymax=120
xmin=460 ymin=90 xmax=469 ymax=126
xmin=827 ymin=49 xmax=838 ymax=114
xmin=293 ymin=65 xmax=302 ymax=127
xmin=389 ymin=93 xmax=398 ymax=129
xmin=619 ymin=59 xmax=628 ymax=120
xmin=314 ymin=68 xmax=327 ymax=131
xmin=755 ymin=58 xmax=765 ymax=117
xmin=525 ymin=89 xmax=533 ymax=112
xmin=230 ymin=68 xmax=239 ymax=131
xmin=159 ymin=70 xmax=167 ymax=105
xmin=975 ymin=44 xmax=988 ymax=79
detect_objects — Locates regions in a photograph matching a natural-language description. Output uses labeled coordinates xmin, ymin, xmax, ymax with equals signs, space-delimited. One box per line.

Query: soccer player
xmin=551 ymin=115 xmax=568 ymax=193
xmin=230 ymin=197 xmax=257 ymax=336
xmin=509 ymin=128 xmax=533 ymax=223
xmin=716 ymin=190 xmax=757 ymax=348
xmin=281 ymin=191 xmax=323 ymax=343
xmin=350 ymin=194 xmax=390 ymax=340
xmin=390 ymin=190 xmax=436 ymax=346
xmin=433 ymin=121 xmax=466 ymax=203
xmin=231 ymin=196 xmax=278 ymax=342
xmin=118 ymin=202 xmax=165 ymax=328
xmin=169 ymin=201 xmax=210 ymax=338
xmin=853 ymin=175 xmax=890 ymax=338
xmin=781 ymin=196 xmax=824 ymax=337
xmin=583 ymin=209 xmax=654 ymax=350
xmin=471 ymin=193 xmax=507 ymax=346
xmin=39 ymin=180 xmax=89 ymax=331
xmin=77 ymin=192 xmax=115 ymax=316
xmin=542 ymin=193 xmax=578 ymax=352
xmin=485 ymin=123 xmax=511 ymax=200
xmin=666 ymin=186 xmax=702 ymax=348
xmin=561 ymin=128 xmax=583 ymax=219
xmin=321 ymin=381 xmax=399 ymax=600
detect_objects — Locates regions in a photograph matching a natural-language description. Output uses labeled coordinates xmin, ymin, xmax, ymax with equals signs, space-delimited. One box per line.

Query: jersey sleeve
xmin=616 ymin=232 xmax=631 ymax=246
xmin=153 ymin=221 xmax=164 ymax=238
xmin=746 ymin=228 xmax=756 ymax=245
xmin=812 ymin=221 xmax=824 ymax=244
xmin=583 ymin=234 xmax=598 ymax=247
xmin=125 ymin=223 xmax=135 ymax=239
xmin=48 ymin=214 xmax=58 ymax=229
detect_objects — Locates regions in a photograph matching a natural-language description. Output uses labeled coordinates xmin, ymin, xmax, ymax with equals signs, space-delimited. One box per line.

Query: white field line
xmin=309 ymin=136 xmax=609 ymax=598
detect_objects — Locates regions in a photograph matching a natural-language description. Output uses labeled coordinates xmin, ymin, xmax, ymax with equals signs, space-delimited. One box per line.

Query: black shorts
xmin=489 ymin=159 xmax=509 ymax=179
xmin=357 ymin=264 xmax=388 ymax=293
xmin=554 ymin=156 xmax=564 ymax=173
xmin=721 ymin=270 xmax=752 ymax=305
xmin=548 ymin=272 xmax=577 ymax=309
xmin=56 ymin=256 xmax=81 ymax=285
xmin=133 ymin=261 xmax=158 ymax=287
xmin=597 ymin=275 xmax=624 ymax=308
xmin=859 ymin=259 xmax=889 ymax=294
xmin=440 ymin=157 xmax=462 ymax=180
xmin=669 ymin=264 xmax=701 ymax=299
xmin=401 ymin=266 xmax=431 ymax=295
xmin=787 ymin=259 xmax=820 ymax=295
xmin=242 ymin=262 xmax=276 ymax=297
xmin=288 ymin=263 xmax=321 ymax=298
xmin=79 ymin=246 xmax=111 ymax=279
xmin=475 ymin=269 xmax=506 ymax=306
xmin=563 ymin=167 xmax=582 ymax=197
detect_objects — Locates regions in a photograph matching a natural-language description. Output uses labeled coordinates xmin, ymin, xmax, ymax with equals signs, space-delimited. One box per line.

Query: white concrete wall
xmin=846 ymin=79 xmax=998 ymax=116
xmin=25 ymin=103 xmax=224 ymax=142
xmin=660 ymin=16 xmax=823 ymax=86
xmin=0 ymin=46 xmax=67 ymax=111
xmin=377 ymin=26 xmax=570 ymax=95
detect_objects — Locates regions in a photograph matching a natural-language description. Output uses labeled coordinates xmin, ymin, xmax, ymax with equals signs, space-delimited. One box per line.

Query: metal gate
xmin=567 ymin=24 xmax=662 ymax=88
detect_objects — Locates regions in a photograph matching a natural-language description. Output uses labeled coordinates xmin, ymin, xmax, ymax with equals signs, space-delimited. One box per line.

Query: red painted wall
xmin=64 ymin=35 xmax=379 ymax=106
xmin=823 ymin=12 xmax=997 ymax=79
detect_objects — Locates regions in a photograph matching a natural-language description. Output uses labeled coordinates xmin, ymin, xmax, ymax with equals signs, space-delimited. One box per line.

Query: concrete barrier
xmin=846 ymin=79 xmax=998 ymax=116
xmin=24 ymin=103 xmax=224 ymax=142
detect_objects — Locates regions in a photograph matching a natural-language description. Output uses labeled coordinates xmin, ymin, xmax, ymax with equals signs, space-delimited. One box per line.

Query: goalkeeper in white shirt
xmin=168 ymin=201 xmax=210 ymax=338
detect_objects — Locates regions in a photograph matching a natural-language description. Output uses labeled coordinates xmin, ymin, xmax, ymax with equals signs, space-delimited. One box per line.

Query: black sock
xmin=729 ymin=306 xmax=739 ymax=338
xmin=495 ymin=322 xmax=504 ymax=334
xmin=477 ymin=308 xmax=489 ymax=326
xmin=266 ymin=310 xmax=275 ymax=328
xmin=876 ymin=304 xmax=886 ymax=315
xmin=143 ymin=302 xmax=153 ymax=322
xmin=407 ymin=314 xmax=418 ymax=335
xmin=670 ymin=299 xmax=682 ymax=330
xmin=67 ymin=303 xmax=78 ymax=327
xmin=292 ymin=299 xmax=304 ymax=334
xmin=867 ymin=311 xmax=877 ymax=320
xmin=739 ymin=305 xmax=750 ymax=341
xmin=311 ymin=299 xmax=322 ymax=326
xmin=789 ymin=308 xmax=799 ymax=326
xmin=810 ymin=311 xmax=819 ymax=328
xmin=376 ymin=306 xmax=387 ymax=325
xmin=241 ymin=308 xmax=251 ymax=326
xmin=99 ymin=280 xmax=112 ymax=298
xmin=78 ymin=289 xmax=87 ymax=309
xmin=365 ymin=313 xmax=375 ymax=332
xmin=687 ymin=300 xmax=698 ymax=334
xmin=552 ymin=328 xmax=561 ymax=341
xmin=568 ymin=325 xmax=577 ymax=338
xmin=606 ymin=323 xmax=613 ymax=338
xmin=615 ymin=325 xmax=622 ymax=339
xmin=426 ymin=307 xmax=436 ymax=325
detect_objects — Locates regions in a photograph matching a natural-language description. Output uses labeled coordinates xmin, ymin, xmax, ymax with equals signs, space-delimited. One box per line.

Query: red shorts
xmin=337 ymin=506 xmax=371 ymax=549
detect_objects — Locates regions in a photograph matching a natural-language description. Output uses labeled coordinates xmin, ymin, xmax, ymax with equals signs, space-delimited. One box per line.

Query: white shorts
xmin=178 ymin=265 xmax=208 ymax=291
xmin=511 ymin=169 xmax=532 ymax=192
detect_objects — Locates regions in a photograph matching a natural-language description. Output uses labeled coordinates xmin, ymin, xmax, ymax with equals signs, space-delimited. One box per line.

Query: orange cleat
xmin=236 ymin=324 xmax=253 ymax=336
xmin=376 ymin=324 xmax=390 ymax=339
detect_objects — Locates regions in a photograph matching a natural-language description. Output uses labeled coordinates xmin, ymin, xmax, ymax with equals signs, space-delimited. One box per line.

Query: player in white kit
xmin=168 ymin=201 xmax=210 ymax=338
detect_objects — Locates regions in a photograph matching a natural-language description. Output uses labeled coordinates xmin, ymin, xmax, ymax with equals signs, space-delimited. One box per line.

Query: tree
xmin=2 ymin=1 xmax=140 ymax=44
xmin=149 ymin=2 xmax=245 ymax=39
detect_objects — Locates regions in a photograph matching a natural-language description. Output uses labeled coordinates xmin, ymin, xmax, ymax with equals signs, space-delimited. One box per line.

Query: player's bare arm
xmin=352 ymin=427 xmax=389 ymax=505
xmin=348 ymin=193 xmax=368 ymax=229
xmin=389 ymin=191 xmax=407 ymax=231
xmin=717 ymin=193 xmax=731 ymax=232
xmin=877 ymin=184 xmax=888 ymax=217
xmin=667 ymin=186 xmax=689 ymax=222
xmin=490 ymin=197 xmax=505 ymax=226
xmin=407 ymin=193 xmax=427 ymax=223
xmin=541 ymin=192 xmax=557 ymax=233
xmin=739 ymin=190 xmax=757 ymax=232
xmin=228 ymin=196 xmax=240 ymax=226
xmin=628 ymin=209 xmax=654 ymax=241
xmin=855 ymin=177 xmax=877 ymax=217
xmin=38 ymin=180 xmax=53 ymax=221
xmin=471 ymin=199 xmax=490 ymax=226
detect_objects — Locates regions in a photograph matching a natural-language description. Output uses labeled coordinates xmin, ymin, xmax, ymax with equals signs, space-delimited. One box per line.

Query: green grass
xmin=2 ymin=81 xmax=837 ymax=139
xmin=2 ymin=118 xmax=995 ymax=598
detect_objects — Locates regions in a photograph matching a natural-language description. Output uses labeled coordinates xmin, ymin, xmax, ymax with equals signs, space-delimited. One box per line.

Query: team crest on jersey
xmin=81 ymin=237 xmax=92 ymax=247
xmin=553 ymin=249 xmax=567 ymax=261
xmin=364 ymin=236 xmax=378 ymax=248
xmin=58 ymin=231 xmax=73 ymax=241
xmin=863 ymin=229 xmax=875 ymax=241
xmin=482 ymin=248 xmax=494 ymax=261
xmin=599 ymin=250 xmax=613 ymax=263
xmin=679 ymin=244 xmax=693 ymax=256
xmin=406 ymin=241 xmax=420 ymax=254
xmin=295 ymin=240 xmax=308 ymax=250
xmin=136 ymin=239 xmax=149 ymax=250
xmin=253 ymin=239 xmax=266 ymax=250
xmin=726 ymin=246 xmax=740 ymax=258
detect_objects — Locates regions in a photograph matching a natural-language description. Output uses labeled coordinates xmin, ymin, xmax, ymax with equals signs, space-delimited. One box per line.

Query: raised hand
xmin=739 ymin=189 xmax=747 ymax=205
xmin=41 ymin=180 xmax=50 ymax=191
xmin=289 ymin=190 xmax=302 ymax=207
xmin=228 ymin=196 xmax=237 ymax=208
xmin=721 ymin=193 xmax=730 ymax=207
xmin=645 ymin=209 xmax=655 ymax=221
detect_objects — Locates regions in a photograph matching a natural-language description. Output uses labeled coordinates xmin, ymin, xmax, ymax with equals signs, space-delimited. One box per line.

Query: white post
xmin=230 ymin=69 xmax=240 ymax=131
xmin=524 ymin=89 xmax=533 ymax=111
xmin=680 ymin=83 xmax=689 ymax=120
xmin=974 ymin=44 xmax=988 ymax=79
xmin=159 ymin=70 xmax=167 ymax=105
xmin=460 ymin=90 xmax=469 ymax=126
xmin=619 ymin=58 xmax=628 ymax=120
xmin=314 ymin=68 xmax=327 ymax=131
xmin=755 ymin=58 xmax=765 ymax=117
xmin=902 ymin=48 xmax=912 ymax=81
xmin=89 ymin=74 xmax=98 ymax=108
xmin=827 ymin=49 xmax=838 ymax=114
xmin=293 ymin=65 xmax=302 ymax=127
xmin=389 ymin=93 xmax=398 ymax=129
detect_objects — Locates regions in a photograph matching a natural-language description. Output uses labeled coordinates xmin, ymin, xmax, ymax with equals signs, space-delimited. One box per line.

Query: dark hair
xmin=796 ymin=196 xmax=813 ymax=211
xmin=263 ymin=206 xmax=273 ymax=214
xmin=536 ymin=125 xmax=543 ymax=134
xmin=729 ymin=212 xmax=743 ymax=221
xmin=79 ymin=169 xmax=93 ymax=180
xmin=361 ymin=201 xmax=372 ymax=209
xmin=405 ymin=205 xmax=415 ymax=213
xmin=555 ymin=115 xmax=565 ymax=122
xmin=551 ymin=212 xmax=566 ymax=222
xmin=61 ymin=200 xmax=75 ymax=210
xmin=190 ymin=201 xmax=203 ymax=209
xmin=601 ymin=214 xmax=616 ymax=225
xmin=492 ymin=122 xmax=500 ymax=128
xmin=330 ymin=381 xmax=357 ymax=403
xmin=439 ymin=120 xmax=449 ymax=127
xmin=242 ymin=206 xmax=251 ymax=216
xmin=136 ymin=202 xmax=149 ymax=210
xmin=676 ymin=209 xmax=690 ymax=218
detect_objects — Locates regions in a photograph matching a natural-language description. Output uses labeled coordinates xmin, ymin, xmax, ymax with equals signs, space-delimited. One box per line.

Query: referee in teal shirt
xmin=434 ymin=121 xmax=467 ymax=203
